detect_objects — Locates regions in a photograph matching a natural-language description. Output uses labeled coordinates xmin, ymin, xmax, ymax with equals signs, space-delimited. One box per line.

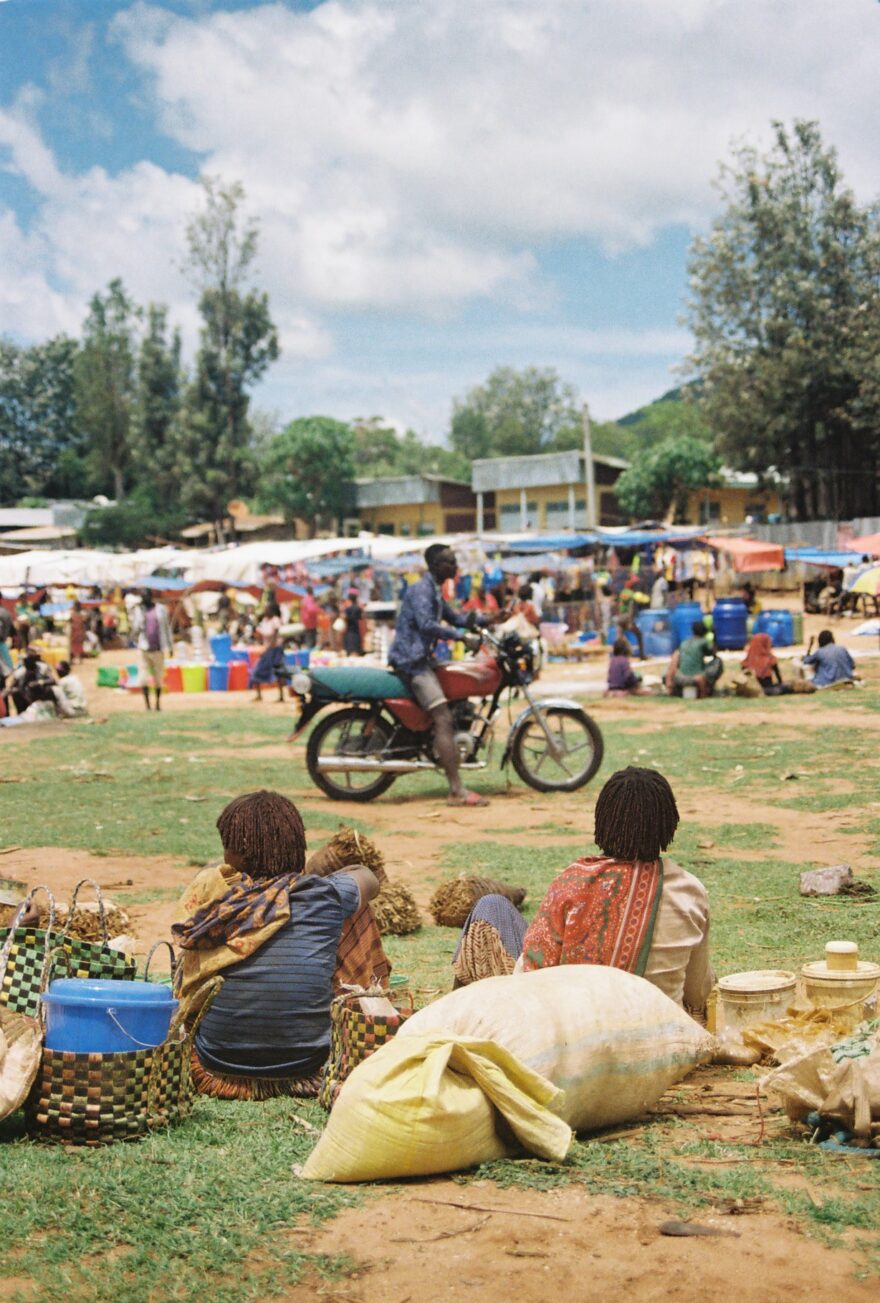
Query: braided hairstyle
xmin=593 ymin=766 xmax=679 ymax=862
xmin=216 ymin=790 xmax=307 ymax=880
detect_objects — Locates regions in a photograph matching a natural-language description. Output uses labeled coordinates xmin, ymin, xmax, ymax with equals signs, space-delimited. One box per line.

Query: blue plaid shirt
xmin=389 ymin=574 xmax=469 ymax=675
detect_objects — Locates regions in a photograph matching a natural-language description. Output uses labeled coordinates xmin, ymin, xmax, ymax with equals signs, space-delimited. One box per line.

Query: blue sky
xmin=2 ymin=0 xmax=879 ymax=439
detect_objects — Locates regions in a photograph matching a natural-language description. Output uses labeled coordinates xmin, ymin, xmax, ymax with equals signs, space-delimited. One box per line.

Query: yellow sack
xmin=301 ymin=1033 xmax=571 ymax=1183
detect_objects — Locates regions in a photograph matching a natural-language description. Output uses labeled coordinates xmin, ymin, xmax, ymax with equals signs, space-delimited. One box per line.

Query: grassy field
xmin=2 ymin=695 xmax=880 ymax=1298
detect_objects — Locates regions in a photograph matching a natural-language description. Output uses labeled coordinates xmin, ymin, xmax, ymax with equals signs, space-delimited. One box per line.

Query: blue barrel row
xmin=612 ymin=600 xmax=797 ymax=655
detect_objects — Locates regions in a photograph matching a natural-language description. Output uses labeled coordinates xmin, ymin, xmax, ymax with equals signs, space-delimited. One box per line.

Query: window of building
xmin=499 ymin=501 xmax=538 ymax=528
xmin=698 ymin=500 xmax=721 ymax=524
xmin=378 ymin=522 xmax=396 ymax=535
xmin=417 ymin=523 xmax=436 ymax=536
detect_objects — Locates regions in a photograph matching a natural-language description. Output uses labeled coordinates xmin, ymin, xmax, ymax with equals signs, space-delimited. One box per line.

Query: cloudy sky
xmin=1 ymin=0 xmax=879 ymax=439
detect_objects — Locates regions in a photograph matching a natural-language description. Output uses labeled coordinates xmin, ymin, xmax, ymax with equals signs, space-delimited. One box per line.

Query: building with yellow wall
xmin=354 ymin=475 xmax=482 ymax=536
xmin=684 ymin=470 xmax=784 ymax=526
xmin=471 ymin=450 xmax=628 ymax=531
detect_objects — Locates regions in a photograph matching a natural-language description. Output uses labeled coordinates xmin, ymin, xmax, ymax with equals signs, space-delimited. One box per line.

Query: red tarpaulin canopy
xmin=704 ymin=536 xmax=785 ymax=573
xmin=845 ymin=534 xmax=880 ymax=557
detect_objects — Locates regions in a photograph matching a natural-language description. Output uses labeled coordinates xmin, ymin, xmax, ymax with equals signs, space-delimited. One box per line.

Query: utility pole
xmin=582 ymin=402 xmax=597 ymax=529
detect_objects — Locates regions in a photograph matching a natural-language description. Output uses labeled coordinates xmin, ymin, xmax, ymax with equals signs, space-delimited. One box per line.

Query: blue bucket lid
xmin=44 ymin=978 xmax=176 ymax=1004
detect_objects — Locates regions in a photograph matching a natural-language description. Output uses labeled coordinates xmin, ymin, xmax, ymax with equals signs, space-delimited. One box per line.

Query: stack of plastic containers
xmin=753 ymin=610 xmax=794 ymax=647
xmin=712 ymin=598 xmax=749 ymax=650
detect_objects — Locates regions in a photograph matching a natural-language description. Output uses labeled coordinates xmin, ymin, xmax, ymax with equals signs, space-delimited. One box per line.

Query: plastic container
xmin=181 ymin=664 xmax=207 ymax=693
xmin=792 ymin=611 xmax=804 ymax=645
xmin=208 ymin=662 xmax=230 ymax=691
xmin=228 ymin=661 xmax=250 ymax=691
xmin=712 ymin=598 xmax=748 ymax=651
xmin=163 ymin=663 xmax=183 ymax=693
xmin=754 ymin=609 xmax=794 ymax=647
xmin=229 ymin=648 xmax=250 ymax=663
xmin=42 ymin=978 xmax=178 ymax=1054
xmin=209 ymin=634 xmax=233 ymax=663
xmin=247 ymin=647 xmax=262 ymax=668
xmin=636 ymin=608 xmax=674 ymax=658
xmin=671 ymin=601 xmax=704 ymax=650
xmin=801 ymin=942 xmax=880 ymax=1031
xmin=716 ymin=969 xmax=797 ymax=1031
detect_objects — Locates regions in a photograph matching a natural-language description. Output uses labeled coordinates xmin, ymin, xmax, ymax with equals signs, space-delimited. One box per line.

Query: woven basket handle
xmin=64 ymin=878 xmax=109 ymax=944
xmin=143 ymin=940 xmax=182 ymax=991
xmin=0 ymin=885 xmax=58 ymax=984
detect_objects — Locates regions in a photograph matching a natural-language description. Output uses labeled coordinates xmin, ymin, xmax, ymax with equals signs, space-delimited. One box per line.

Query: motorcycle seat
xmin=309 ymin=666 xmax=412 ymax=701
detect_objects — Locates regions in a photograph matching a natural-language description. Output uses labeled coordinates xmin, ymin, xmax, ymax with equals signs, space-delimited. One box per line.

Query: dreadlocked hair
xmin=216 ymin=790 xmax=307 ymax=880
xmin=593 ymin=766 xmax=679 ymax=862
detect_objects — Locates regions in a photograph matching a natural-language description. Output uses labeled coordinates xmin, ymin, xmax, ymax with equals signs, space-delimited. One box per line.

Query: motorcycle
xmin=287 ymin=628 xmax=604 ymax=802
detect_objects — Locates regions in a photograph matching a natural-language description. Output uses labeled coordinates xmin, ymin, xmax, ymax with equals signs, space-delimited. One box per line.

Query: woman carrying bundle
xmin=173 ymin=790 xmax=386 ymax=1100
xmin=453 ymin=767 xmax=714 ymax=1019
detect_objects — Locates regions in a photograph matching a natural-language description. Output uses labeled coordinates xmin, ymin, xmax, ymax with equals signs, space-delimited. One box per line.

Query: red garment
xmin=742 ymin=632 xmax=777 ymax=680
xmin=522 ymin=856 xmax=663 ymax=976
xmin=300 ymin=593 xmax=319 ymax=630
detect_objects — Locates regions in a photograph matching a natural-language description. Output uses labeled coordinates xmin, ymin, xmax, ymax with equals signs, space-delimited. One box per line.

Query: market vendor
xmin=172 ymin=790 xmax=384 ymax=1100
xmin=803 ymin=630 xmax=857 ymax=688
xmin=452 ymin=767 xmax=714 ymax=1019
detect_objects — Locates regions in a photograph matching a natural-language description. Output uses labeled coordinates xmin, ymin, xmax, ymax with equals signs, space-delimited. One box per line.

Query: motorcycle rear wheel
xmin=306 ymin=706 xmax=397 ymax=802
xmin=511 ymin=706 xmax=603 ymax=793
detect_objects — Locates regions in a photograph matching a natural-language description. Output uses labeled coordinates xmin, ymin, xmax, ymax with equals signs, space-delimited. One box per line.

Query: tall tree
xmin=615 ymin=436 xmax=721 ymax=522
xmin=75 ymin=279 xmax=140 ymax=500
xmin=0 ymin=336 xmax=83 ymax=503
xmin=687 ymin=120 xmax=880 ymax=520
xmin=259 ymin=417 xmax=355 ymax=536
xmin=450 ymin=366 xmax=581 ymax=460
xmin=179 ymin=177 xmax=279 ymax=532
xmin=129 ymin=304 xmax=184 ymax=507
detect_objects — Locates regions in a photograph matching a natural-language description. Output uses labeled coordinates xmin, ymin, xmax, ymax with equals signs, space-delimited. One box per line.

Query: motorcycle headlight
xmin=291 ymin=671 xmax=312 ymax=695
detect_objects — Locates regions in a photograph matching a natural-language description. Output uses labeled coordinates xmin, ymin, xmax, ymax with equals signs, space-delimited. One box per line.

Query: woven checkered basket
xmin=0 ymin=880 xmax=137 ymax=1020
xmin=25 ymin=943 xmax=218 ymax=1146
xmin=318 ymin=984 xmax=412 ymax=1110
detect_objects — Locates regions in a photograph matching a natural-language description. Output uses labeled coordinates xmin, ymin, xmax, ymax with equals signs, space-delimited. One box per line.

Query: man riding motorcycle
xmin=389 ymin=543 xmax=506 ymax=807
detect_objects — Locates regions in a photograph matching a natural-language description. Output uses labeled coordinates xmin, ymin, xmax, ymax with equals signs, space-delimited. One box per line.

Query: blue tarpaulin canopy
xmin=783 ymin=549 xmax=857 ymax=569
xmin=133 ymin=575 xmax=190 ymax=590
xmin=504 ymin=528 xmax=703 ymax=554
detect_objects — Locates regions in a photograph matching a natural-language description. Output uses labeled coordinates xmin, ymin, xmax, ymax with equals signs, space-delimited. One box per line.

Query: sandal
xmin=447 ymin=790 xmax=489 ymax=808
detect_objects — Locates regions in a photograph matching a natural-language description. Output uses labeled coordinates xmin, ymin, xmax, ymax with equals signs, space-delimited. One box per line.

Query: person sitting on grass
xmin=666 ymin=620 xmax=723 ymax=698
xmin=740 ymin=633 xmax=794 ymax=696
xmin=605 ymin=637 xmax=644 ymax=696
xmin=172 ymin=790 xmax=384 ymax=1100
xmin=54 ymin=661 xmax=89 ymax=716
xmin=452 ymin=767 xmax=714 ymax=1020
xmin=803 ymin=629 xmax=857 ymax=689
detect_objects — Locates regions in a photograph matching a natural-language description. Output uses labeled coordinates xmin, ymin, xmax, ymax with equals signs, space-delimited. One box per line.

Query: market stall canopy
xmin=503 ymin=527 xmax=705 ymax=553
xmin=845 ymin=564 xmax=880 ymax=595
xmin=704 ymin=536 xmax=785 ymax=573
xmin=845 ymin=533 xmax=880 ymax=557
xmin=784 ymin=548 xmax=856 ymax=569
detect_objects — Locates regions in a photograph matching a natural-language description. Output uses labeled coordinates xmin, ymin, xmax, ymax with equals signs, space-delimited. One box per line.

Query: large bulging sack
xmin=399 ymin=966 xmax=714 ymax=1132
xmin=301 ymin=1033 xmax=571 ymax=1183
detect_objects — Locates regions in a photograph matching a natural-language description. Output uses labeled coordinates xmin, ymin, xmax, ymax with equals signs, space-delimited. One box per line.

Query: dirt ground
xmin=3 ymin=624 xmax=880 ymax=1300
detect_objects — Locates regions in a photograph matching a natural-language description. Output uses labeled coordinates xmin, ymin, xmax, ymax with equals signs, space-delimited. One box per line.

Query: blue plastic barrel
xmin=229 ymin=648 xmax=250 ymax=663
xmin=42 ymin=978 xmax=178 ymax=1054
xmin=713 ymin=598 xmax=749 ymax=650
xmin=636 ymin=608 xmax=674 ymax=657
xmin=209 ymin=634 xmax=233 ymax=663
xmin=208 ymin=662 xmax=230 ymax=691
xmin=754 ymin=609 xmax=794 ymax=647
xmin=608 ymin=625 xmax=639 ymax=652
xmin=670 ymin=601 xmax=704 ymax=649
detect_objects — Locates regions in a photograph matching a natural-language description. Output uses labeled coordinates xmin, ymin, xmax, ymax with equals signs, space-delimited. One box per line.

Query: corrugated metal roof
xmin=471 ymin=450 xmax=629 ymax=493
xmin=355 ymin=474 xmax=468 ymax=508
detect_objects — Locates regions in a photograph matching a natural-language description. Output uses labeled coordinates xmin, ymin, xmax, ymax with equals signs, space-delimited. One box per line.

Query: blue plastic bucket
xmin=636 ymin=608 xmax=674 ymax=657
xmin=713 ymin=598 xmax=748 ymax=650
xmin=229 ymin=648 xmax=250 ymax=663
xmin=284 ymin=649 xmax=311 ymax=670
xmin=670 ymin=601 xmax=704 ymax=649
xmin=42 ymin=978 xmax=178 ymax=1054
xmin=209 ymin=634 xmax=233 ymax=663
xmin=208 ymin=662 xmax=230 ymax=691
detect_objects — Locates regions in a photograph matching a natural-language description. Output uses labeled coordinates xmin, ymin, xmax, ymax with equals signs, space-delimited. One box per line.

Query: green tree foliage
xmin=687 ymin=120 xmax=880 ymax=520
xmin=615 ymin=435 xmax=721 ymax=522
xmin=450 ymin=366 xmax=581 ymax=460
xmin=75 ymin=279 xmax=139 ymax=500
xmin=80 ymin=487 xmax=187 ymax=548
xmin=259 ymin=417 xmax=356 ymax=535
xmin=178 ymin=178 xmax=279 ymax=531
xmin=0 ymin=335 xmax=83 ymax=504
xmin=352 ymin=417 xmax=469 ymax=480
xmin=129 ymin=305 xmax=184 ymax=506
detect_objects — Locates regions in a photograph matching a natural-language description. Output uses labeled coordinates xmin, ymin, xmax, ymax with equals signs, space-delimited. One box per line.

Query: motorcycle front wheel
xmin=306 ymin=707 xmax=397 ymax=802
xmin=511 ymin=706 xmax=604 ymax=793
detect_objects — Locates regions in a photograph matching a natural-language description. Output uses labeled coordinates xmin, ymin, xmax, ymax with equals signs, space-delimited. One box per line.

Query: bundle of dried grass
xmin=371 ymin=881 xmax=421 ymax=936
xmin=3 ymin=902 xmax=132 ymax=942
xmin=305 ymin=827 xmax=388 ymax=885
xmin=429 ymin=876 xmax=527 ymax=928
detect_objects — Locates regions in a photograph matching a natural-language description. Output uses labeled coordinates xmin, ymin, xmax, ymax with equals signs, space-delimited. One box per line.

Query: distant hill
xmin=591 ymin=385 xmax=710 ymax=461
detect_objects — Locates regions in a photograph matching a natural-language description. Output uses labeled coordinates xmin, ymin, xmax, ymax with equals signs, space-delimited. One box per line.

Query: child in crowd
xmin=605 ymin=638 xmax=644 ymax=696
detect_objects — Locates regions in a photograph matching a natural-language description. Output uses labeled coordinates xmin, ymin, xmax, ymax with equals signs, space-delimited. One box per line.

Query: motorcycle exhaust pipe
xmin=315 ymin=757 xmax=488 ymax=773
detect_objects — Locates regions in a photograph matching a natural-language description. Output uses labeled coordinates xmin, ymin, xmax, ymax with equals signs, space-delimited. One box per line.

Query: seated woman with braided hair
xmin=172 ymin=790 xmax=384 ymax=1100
xmin=454 ymin=767 xmax=714 ymax=1018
